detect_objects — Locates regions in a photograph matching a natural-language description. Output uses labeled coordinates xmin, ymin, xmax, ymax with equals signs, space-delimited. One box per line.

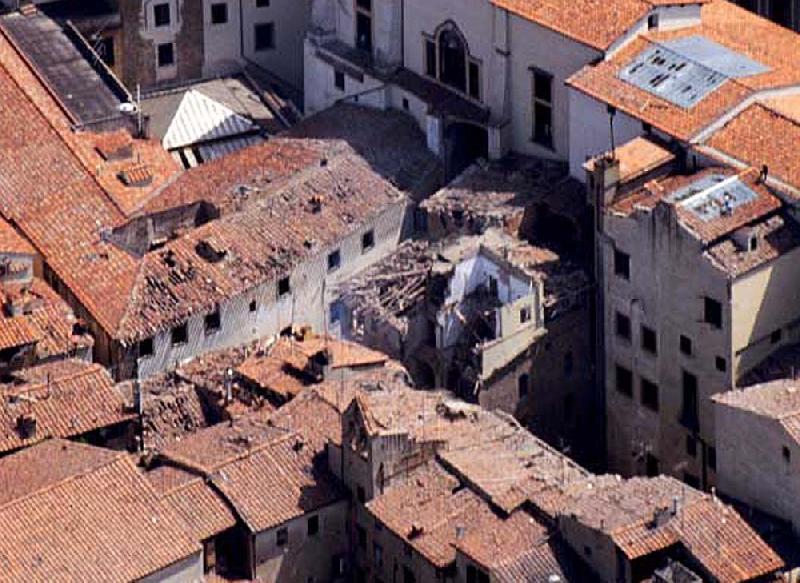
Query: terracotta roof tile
xmin=0 ymin=439 xmax=199 ymax=582
xmin=0 ymin=218 xmax=33 ymax=255
xmin=0 ymin=360 xmax=133 ymax=453
xmin=490 ymin=0 xmax=652 ymax=51
xmin=568 ymin=1 xmax=800 ymax=141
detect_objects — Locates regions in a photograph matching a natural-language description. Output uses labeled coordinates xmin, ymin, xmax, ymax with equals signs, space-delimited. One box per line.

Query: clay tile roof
xmin=0 ymin=218 xmax=33 ymax=255
xmin=0 ymin=439 xmax=199 ymax=582
xmin=713 ymin=378 xmax=800 ymax=419
xmin=366 ymin=462 xmax=496 ymax=567
xmin=456 ymin=510 xmax=552 ymax=571
xmin=209 ymin=433 xmax=345 ymax=533
xmin=0 ymin=316 xmax=39 ymax=351
xmin=568 ymin=1 xmax=800 ymax=142
xmin=584 ymin=137 xmax=675 ymax=183
xmin=0 ymin=360 xmax=133 ymax=453
xmin=147 ymin=465 xmax=237 ymax=541
xmin=490 ymin=0 xmax=653 ymax=51
xmin=705 ymin=102 xmax=800 ymax=196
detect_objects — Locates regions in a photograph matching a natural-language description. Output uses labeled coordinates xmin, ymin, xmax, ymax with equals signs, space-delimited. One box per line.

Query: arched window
xmin=424 ymin=22 xmax=481 ymax=100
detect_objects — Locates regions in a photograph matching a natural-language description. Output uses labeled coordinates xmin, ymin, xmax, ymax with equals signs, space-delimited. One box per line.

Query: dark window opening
xmin=647 ymin=13 xmax=659 ymax=29
xmin=707 ymin=446 xmax=716 ymax=471
xmin=139 ymin=337 xmax=154 ymax=358
xmin=154 ymin=3 xmax=171 ymax=27
xmin=519 ymin=306 xmax=531 ymax=323
xmin=256 ymin=0 xmax=270 ymax=6
xmin=466 ymin=565 xmax=490 ymax=583
xmin=307 ymin=515 xmax=319 ymax=536
xmin=686 ymin=435 xmax=697 ymax=457
xmin=329 ymin=301 xmax=343 ymax=324
xmin=211 ymin=2 xmax=228 ymax=24
xmin=616 ymin=365 xmax=633 ymax=397
xmin=645 ymin=453 xmax=659 ymax=477
xmin=425 ymin=38 xmax=436 ymax=77
xmin=94 ymin=36 xmax=115 ymax=67
xmin=171 ymin=323 xmax=188 ymax=345
xmin=327 ymin=250 xmax=341 ymax=272
xmin=771 ymin=328 xmax=783 ymax=344
xmin=704 ymin=296 xmax=722 ymax=328
xmin=715 ymin=356 xmax=726 ymax=372
xmin=361 ymin=230 xmax=375 ymax=252
xmin=403 ymin=566 xmax=417 ymax=583
xmin=276 ymin=527 xmax=288 ymax=546
xmin=468 ymin=61 xmax=480 ymax=99
xmin=518 ymin=373 xmax=529 ymax=399
xmin=255 ymin=22 xmax=275 ymax=51
xmin=157 ymin=43 xmax=174 ymax=67
xmin=614 ymin=249 xmax=630 ymax=279
xmin=356 ymin=524 xmax=367 ymax=549
xmin=681 ymin=370 xmax=699 ymax=430
xmin=278 ymin=277 xmax=290 ymax=297
xmin=616 ymin=312 xmax=631 ymax=340
xmin=204 ymin=309 xmax=221 ymax=334
xmin=641 ymin=379 xmax=659 ymax=411
xmin=355 ymin=11 xmax=372 ymax=52
xmin=439 ymin=28 xmax=467 ymax=93
xmin=356 ymin=485 xmax=366 ymax=503
xmin=334 ymin=70 xmax=345 ymax=91
xmin=249 ymin=298 xmax=257 ymax=312
xmin=680 ymin=334 xmax=693 ymax=356
xmin=683 ymin=472 xmax=700 ymax=489
xmin=532 ymin=69 xmax=553 ymax=148
xmin=783 ymin=445 xmax=791 ymax=463
xmin=641 ymin=325 xmax=657 ymax=354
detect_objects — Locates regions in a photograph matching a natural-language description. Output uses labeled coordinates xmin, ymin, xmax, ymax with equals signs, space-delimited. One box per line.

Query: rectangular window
xmin=518 ymin=373 xmax=529 ymax=399
xmin=519 ymin=306 xmax=531 ymax=323
xmin=683 ymin=472 xmax=700 ymax=489
xmin=615 ymin=312 xmax=631 ymax=341
xmin=211 ymin=2 xmax=228 ymax=24
xmin=614 ymin=249 xmax=630 ymax=279
xmin=531 ymin=69 xmax=553 ymax=148
xmin=276 ymin=527 xmax=288 ymax=546
xmin=157 ymin=42 xmax=175 ymax=67
xmin=680 ymin=334 xmax=693 ymax=356
xmin=307 ymin=515 xmax=319 ymax=536
xmin=373 ymin=543 xmax=383 ymax=567
xmin=686 ymin=435 xmax=697 ymax=457
xmin=771 ymin=328 xmax=783 ymax=344
xmin=707 ymin=446 xmax=716 ymax=471
xmin=256 ymin=0 xmax=270 ymax=6
xmin=278 ymin=277 xmax=290 ymax=297
xmin=715 ymin=356 xmax=727 ymax=372
xmin=615 ymin=364 xmax=633 ymax=397
xmin=641 ymin=325 xmax=657 ymax=355
xmin=641 ymin=378 xmax=659 ymax=411
xmin=96 ymin=36 xmax=115 ymax=67
xmin=139 ymin=337 xmax=154 ymax=358
xmin=356 ymin=524 xmax=367 ymax=549
xmin=646 ymin=453 xmax=659 ymax=477
xmin=204 ymin=308 xmax=221 ymax=334
xmin=468 ymin=60 xmax=480 ymax=100
xmin=329 ymin=300 xmax=343 ymax=324
xmin=327 ymin=249 xmax=341 ymax=272
xmin=681 ymin=370 xmax=699 ymax=430
xmin=154 ymin=3 xmax=171 ymax=27
xmin=704 ymin=296 xmax=722 ymax=328
xmin=355 ymin=0 xmax=372 ymax=53
xmin=254 ymin=22 xmax=275 ymax=51
xmin=361 ymin=230 xmax=375 ymax=252
xmin=249 ymin=298 xmax=257 ymax=312
xmin=334 ymin=70 xmax=345 ymax=91
xmin=424 ymin=38 xmax=436 ymax=77
xmin=171 ymin=323 xmax=188 ymax=345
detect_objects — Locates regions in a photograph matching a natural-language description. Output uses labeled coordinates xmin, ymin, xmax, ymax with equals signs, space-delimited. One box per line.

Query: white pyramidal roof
xmin=162 ymin=89 xmax=256 ymax=150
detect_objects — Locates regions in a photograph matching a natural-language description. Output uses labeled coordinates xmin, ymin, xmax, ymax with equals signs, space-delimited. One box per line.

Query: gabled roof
xmin=567 ymin=1 xmax=800 ymax=141
xmin=0 ymin=360 xmax=133 ymax=454
xmin=162 ymin=89 xmax=257 ymax=150
xmin=0 ymin=440 xmax=199 ymax=582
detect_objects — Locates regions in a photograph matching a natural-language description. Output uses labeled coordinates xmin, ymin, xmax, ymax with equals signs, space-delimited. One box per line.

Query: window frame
xmin=615 ymin=364 xmax=633 ymax=397
xmin=361 ymin=230 xmax=375 ymax=252
xmin=613 ymin=248 xmax=630 ymax=280
xmin=210 ymin=2 xmax=228 ymax=24
xmin=334 ymin=69 xmax=345 ymax=91
xmin=157 ymin=42 xmax=175 ymax=68
xmin=204 ymin=307 xmax=222 ymax=335
xmin=703 ymin=296 xmax=723 ymax=329
xmin=641 ymin=324 xmax=657 ymax=355
xmin=615 ymin=311 xmax=631 ymax=341
xmin=327 ymin=249 xmax=341 ymax=272
xmin=530 ymin=67 xmax=554 ymax=149
xmin=138 ymin=337 xmax=154 ymax=358
xmin=276 ymin=526 xmax=288 ymax=547
xmin=171 ymin=322 xmax=188 ymax=345
xmin=277 ymin=276 xmax=291 ymax=297
xmin=153 ymin=2 xmax=171 ymax=27
xmin=254 ymin=22 xmax=275 ymax=51
xmin=641 ymin=378 xmax=659 ymax=411
xmin=354 ymin=0 xmax=373 ymax=52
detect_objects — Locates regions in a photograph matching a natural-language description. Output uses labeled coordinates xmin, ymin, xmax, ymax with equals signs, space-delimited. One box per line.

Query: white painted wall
xmin=568 ymin=89 xmax=646 ymax=180
xmin=138 ymin=551 xmax=204 ymax=583
xmin=202 ymin=0 xmax=242 ymax=77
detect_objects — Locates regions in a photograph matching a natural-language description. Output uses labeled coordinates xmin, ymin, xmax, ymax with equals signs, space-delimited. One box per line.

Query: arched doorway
xmin=444 ymin=121 xmax=488 ymax=181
